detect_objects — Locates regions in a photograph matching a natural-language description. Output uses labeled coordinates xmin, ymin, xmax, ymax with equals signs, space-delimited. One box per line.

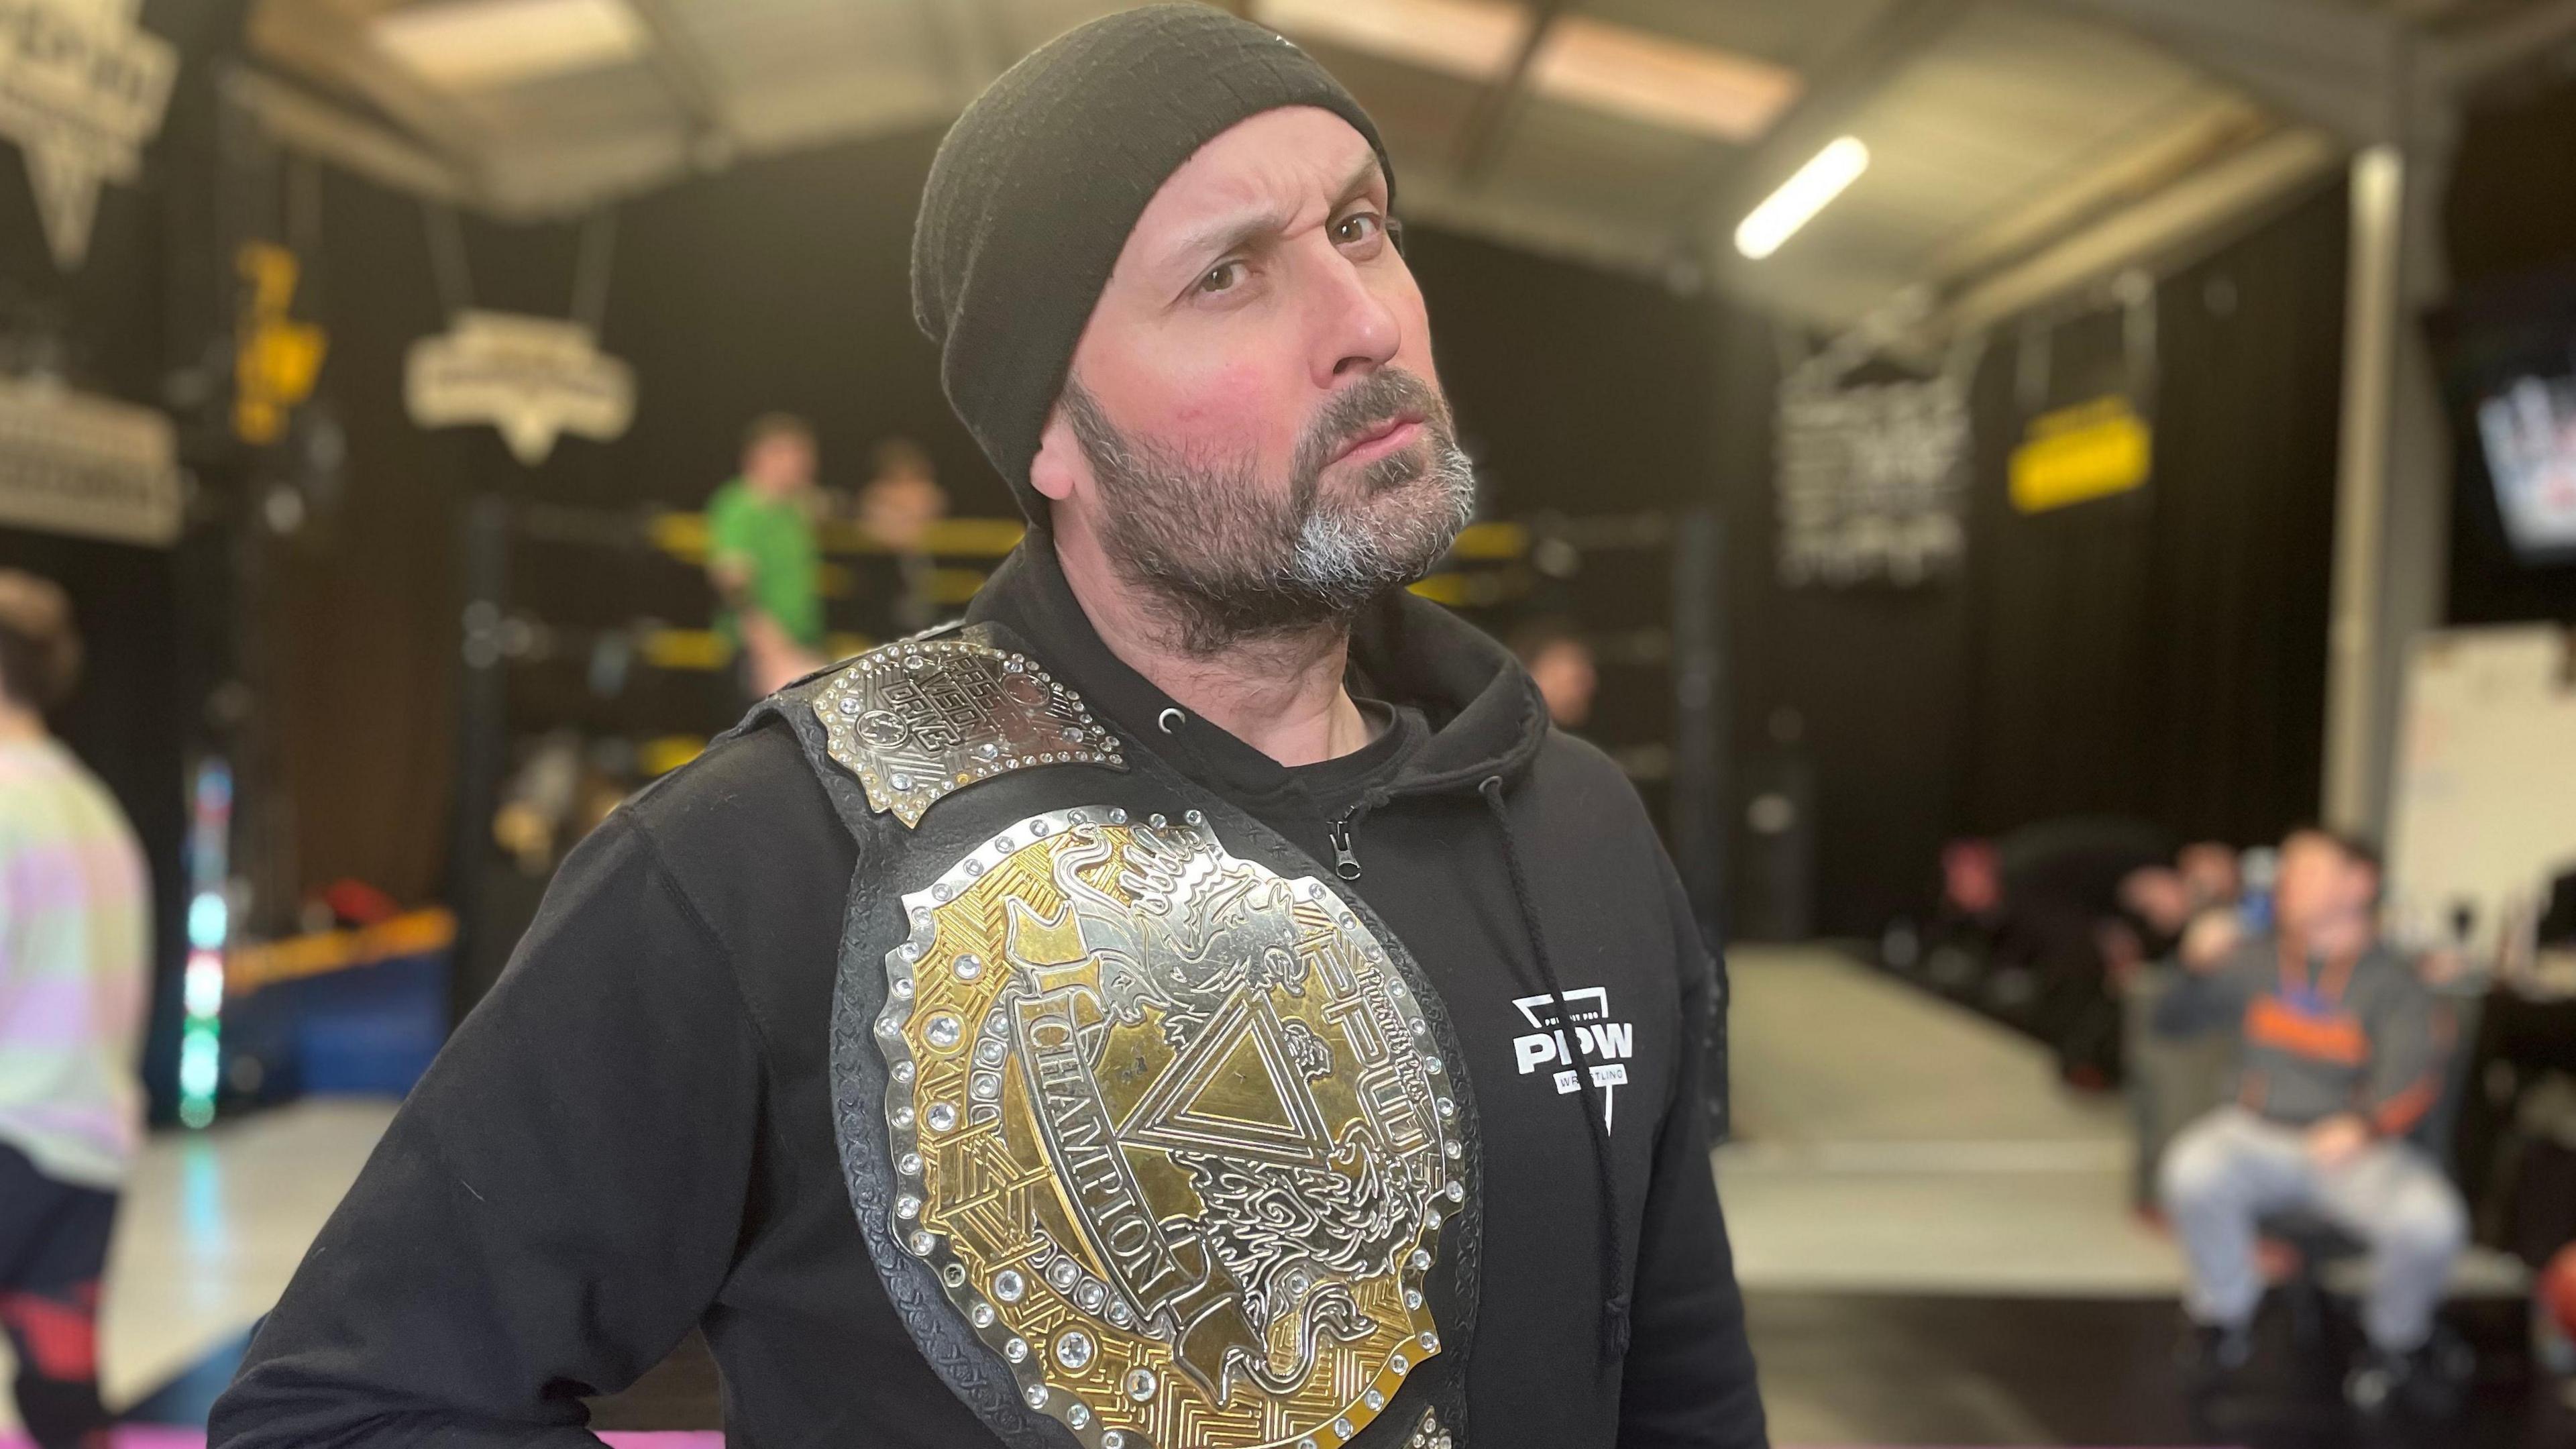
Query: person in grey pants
xmin=2155 ymin=829 xmax=2467 ymax=1415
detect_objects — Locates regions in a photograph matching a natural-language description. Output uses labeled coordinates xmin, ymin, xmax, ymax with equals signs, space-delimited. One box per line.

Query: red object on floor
xmin=2544 ymin=1242 xmax=2576 ymax=1340
xmin=319 ymin=879 xmax=402 ymax=927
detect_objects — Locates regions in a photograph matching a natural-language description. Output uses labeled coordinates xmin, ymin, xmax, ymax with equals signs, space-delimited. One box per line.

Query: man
xmin=1508 ymin=618 xmax=1598 ymax=731
xmin=856 ymin=436 xmax=951 ymax=637
xmin=211 ymin=8 xmax=1764 ymax=1448
xmin=0 ymin=572 xmax=149 ymax=1449
xmin=706 ymin=412 xmax=826 ymax=696
xmin=2156 ymin=829 xmax=2466 ymax=1414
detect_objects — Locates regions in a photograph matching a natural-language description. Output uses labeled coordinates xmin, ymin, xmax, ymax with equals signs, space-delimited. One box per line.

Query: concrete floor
xmin=1719 ymin=945 xmax=2188 ymax=1297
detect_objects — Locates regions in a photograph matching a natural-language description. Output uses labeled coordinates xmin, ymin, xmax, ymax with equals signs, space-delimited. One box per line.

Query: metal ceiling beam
xmin=2043 ymin=0 xmax=2408 ymax=146
xmin=2433 ymin=0 xmax=2576 ymax=89
xmin=1923 ymin=125 xmax=2341 ymax=339
xmin=1684 ymin=0 xmax=1975 ymax=268
xmin=1919 ymin=93 xmax=2271 ymax=287
xmin=1450 ymin=0 xmax=1571 ymax=186
xmin=246 ymin=0 xmax=492 ymax=182
xmin=623 ymin=0 xmax=741 ymax=162
xmin=226 ymin=66 xmax=475 ymax=207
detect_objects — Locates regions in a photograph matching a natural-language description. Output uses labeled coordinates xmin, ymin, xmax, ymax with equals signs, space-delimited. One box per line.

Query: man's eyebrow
xmin=1329 ymin=154 xmax=1386 ymax=212
xmin=1154 ymin=154 xmax=1389 ymax=278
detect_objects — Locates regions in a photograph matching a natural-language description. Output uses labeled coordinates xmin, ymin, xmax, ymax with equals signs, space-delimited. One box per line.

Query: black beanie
xmin=911 ymin=3 xmax=1393 ymax=519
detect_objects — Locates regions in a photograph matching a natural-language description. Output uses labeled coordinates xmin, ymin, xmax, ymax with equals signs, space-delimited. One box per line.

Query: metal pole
xmin=447 ymin=494 xmax=511 ymax=1024
xmin=2323 ymin=146 xmax=2405 ymax=833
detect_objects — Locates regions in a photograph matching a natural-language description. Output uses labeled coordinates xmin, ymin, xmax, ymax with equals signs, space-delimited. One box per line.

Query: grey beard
xmin=1062 ymin=370 xmax=1478 ymax=657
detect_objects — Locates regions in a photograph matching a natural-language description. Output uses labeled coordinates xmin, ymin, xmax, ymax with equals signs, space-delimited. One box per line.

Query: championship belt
xmin=759 ymin=625 xmax=1479 ymax=1449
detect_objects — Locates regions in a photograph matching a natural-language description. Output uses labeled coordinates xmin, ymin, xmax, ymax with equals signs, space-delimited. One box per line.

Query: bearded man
xmin=211 ymin=8 xmax=1766 ymax=1447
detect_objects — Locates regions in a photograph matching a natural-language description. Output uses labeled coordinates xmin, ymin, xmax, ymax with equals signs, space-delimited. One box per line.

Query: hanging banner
xmin=0 ymin=373 xmax=182 ymax=546
xmin=405 ymin=311 xmax=635 ymax=465
xmin=0 ymin=0 xmax=178 ymax=269
xmin=1774 ymin=374 xmax=1971 ymax=587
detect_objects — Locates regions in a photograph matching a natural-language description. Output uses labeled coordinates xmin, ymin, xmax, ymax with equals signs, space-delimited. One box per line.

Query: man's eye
xmin=1198 ymin=260 xmax=1246 ymax=294
xmin=1334 ymin=213 xmax=1384 ymax=247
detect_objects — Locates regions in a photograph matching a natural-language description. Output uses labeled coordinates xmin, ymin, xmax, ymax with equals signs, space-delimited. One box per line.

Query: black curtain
xmin=1721 ymin=182 xmax=2349 ymax=936
xmin=1962 ymin=188 xmax=2344 ymax=847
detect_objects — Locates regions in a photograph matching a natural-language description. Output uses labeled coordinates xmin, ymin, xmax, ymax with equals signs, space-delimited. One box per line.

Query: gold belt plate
xmin=878 ymin=806 xmax=1463 ymax=1449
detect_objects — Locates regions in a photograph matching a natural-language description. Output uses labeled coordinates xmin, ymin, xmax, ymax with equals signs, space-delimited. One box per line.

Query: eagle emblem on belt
xmin=877 ymin=806 xmax=1462 ymax=1449
xmin=813 ymin=625 xmax=1126 ymax=827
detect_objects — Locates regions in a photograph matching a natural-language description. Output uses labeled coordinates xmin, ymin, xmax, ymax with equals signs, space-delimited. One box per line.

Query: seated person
xmin=2155 ymin=829 xmax=2467 ymax=1412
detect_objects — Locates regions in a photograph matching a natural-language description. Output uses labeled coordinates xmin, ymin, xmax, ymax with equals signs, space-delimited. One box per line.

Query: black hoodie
xmin=210 ymin=543 xmax=1766 ymax=1448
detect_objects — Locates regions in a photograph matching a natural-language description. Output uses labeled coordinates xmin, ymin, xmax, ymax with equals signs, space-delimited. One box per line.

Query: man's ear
xmin=1028 ymin=401 xmax=1083 ymax=504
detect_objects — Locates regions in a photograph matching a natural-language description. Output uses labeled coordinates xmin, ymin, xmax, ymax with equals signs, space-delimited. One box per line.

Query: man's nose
xmin=1306 ymin=240 xmax=1401 ymax=384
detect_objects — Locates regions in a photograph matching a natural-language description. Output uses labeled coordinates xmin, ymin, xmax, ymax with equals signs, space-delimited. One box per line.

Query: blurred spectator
xmin=0 ymin=571 xmax=148 ymax=1449
xmin=2104 ymin=865 xmax=2192 ymax=980
xmin=707 ymin=413 xmax=826 ymax=697
xmin=2121 ymin=844 xmax=2243 ymax=1214
xmin=857 ymin=437 xmax=951 ymax=637
xmin=1509 ymin=617 xmax=1598 ymax=730
xmin=2155 ymin=829 xmax=2469 ymax=1415
xmin=2177 ymin=841 xmax=2242 ymax=914
xmin=1995 ymin=816 xmax=2174 ymax=1088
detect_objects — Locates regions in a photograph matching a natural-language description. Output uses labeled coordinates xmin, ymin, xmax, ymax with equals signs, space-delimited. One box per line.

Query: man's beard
xmin=1061 ymin=368 xmax=1478 ymax=657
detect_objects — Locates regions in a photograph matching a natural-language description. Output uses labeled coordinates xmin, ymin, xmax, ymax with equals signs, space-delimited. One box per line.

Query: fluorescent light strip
xmin=1735 ymin=137 xmax=1870 ymax=260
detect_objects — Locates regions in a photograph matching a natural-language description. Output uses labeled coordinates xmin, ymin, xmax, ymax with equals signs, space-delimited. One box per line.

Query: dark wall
xmin=278 ymin=136 xmax=1729 ymax=913
xmin=1721 ymin=182 xmax=2349 ymax=936
xmin=1404 ymin=227 xmax=1717 ymax=519
xmin=2440 ymin=80 xmax=2576 ymax=626
xmin=276 ymin=128 xmax=979 ymax=910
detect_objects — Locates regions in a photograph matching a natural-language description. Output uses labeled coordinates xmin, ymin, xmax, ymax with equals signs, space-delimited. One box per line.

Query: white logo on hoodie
xmin=1510 ymin=987 xmax=1632 ymax=1133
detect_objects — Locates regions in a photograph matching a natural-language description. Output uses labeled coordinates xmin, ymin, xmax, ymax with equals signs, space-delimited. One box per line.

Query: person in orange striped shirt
xmin=2155 ymin=828 xmax=2467 ymax=1417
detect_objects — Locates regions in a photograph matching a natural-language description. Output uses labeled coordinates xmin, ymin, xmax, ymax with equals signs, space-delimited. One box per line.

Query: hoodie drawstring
xmin=1478 ymin=774 xmax=1631 ymax=1362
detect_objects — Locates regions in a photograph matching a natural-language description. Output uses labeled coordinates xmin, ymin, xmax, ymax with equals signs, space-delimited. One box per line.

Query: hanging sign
xmin=234 ymin=242 xmax=328 ymax=445
xmin=1774 ymin=374 xmax=1971 ymax=587
xmin=2008 ymin=394 xmax=2151 ymax=514
xmin=0 ymin=0 xmax=178 ymax=269
xmin=0 ymin=373 xmax=182 ymax=545
xmin=405 ymin=310 xmax=634 ymax=465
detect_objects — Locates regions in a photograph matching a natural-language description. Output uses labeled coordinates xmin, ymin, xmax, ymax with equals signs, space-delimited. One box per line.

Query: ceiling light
xmin=1254 ymin=0 xmax=1529 ymax=83
xmin=372 ymin=0 xmax=649 ymax=91
xmin=1735 ymin=137 xmax=1869 ymax=260
xmin=1534 ymin=17 xmax=1800 ymax=144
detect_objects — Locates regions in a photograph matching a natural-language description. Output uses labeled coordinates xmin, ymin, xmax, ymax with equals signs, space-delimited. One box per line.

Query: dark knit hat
xmin=911 ymin=3 xmax=1393 ymax=519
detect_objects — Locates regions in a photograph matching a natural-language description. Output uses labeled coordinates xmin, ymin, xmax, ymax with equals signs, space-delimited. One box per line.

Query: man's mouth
xmin=1328 ymin=412 xmax=1426 ymax=470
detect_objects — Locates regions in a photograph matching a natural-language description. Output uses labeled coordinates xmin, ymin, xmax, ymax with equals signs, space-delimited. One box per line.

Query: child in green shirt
xmin=707 ymin=413 xmax=824 ymax=696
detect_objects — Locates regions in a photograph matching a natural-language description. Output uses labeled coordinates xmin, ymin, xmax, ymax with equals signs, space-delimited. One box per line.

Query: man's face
xmin=1529 ymin=641 xmax=1597 ymax=729
xmin=2274 ymin=833 xmax=2345 ymax=934
xmin=1033 ymin=106 xmax=1474 ymax=653
xmin=747 ymin=435 xmax=816 ymax=494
